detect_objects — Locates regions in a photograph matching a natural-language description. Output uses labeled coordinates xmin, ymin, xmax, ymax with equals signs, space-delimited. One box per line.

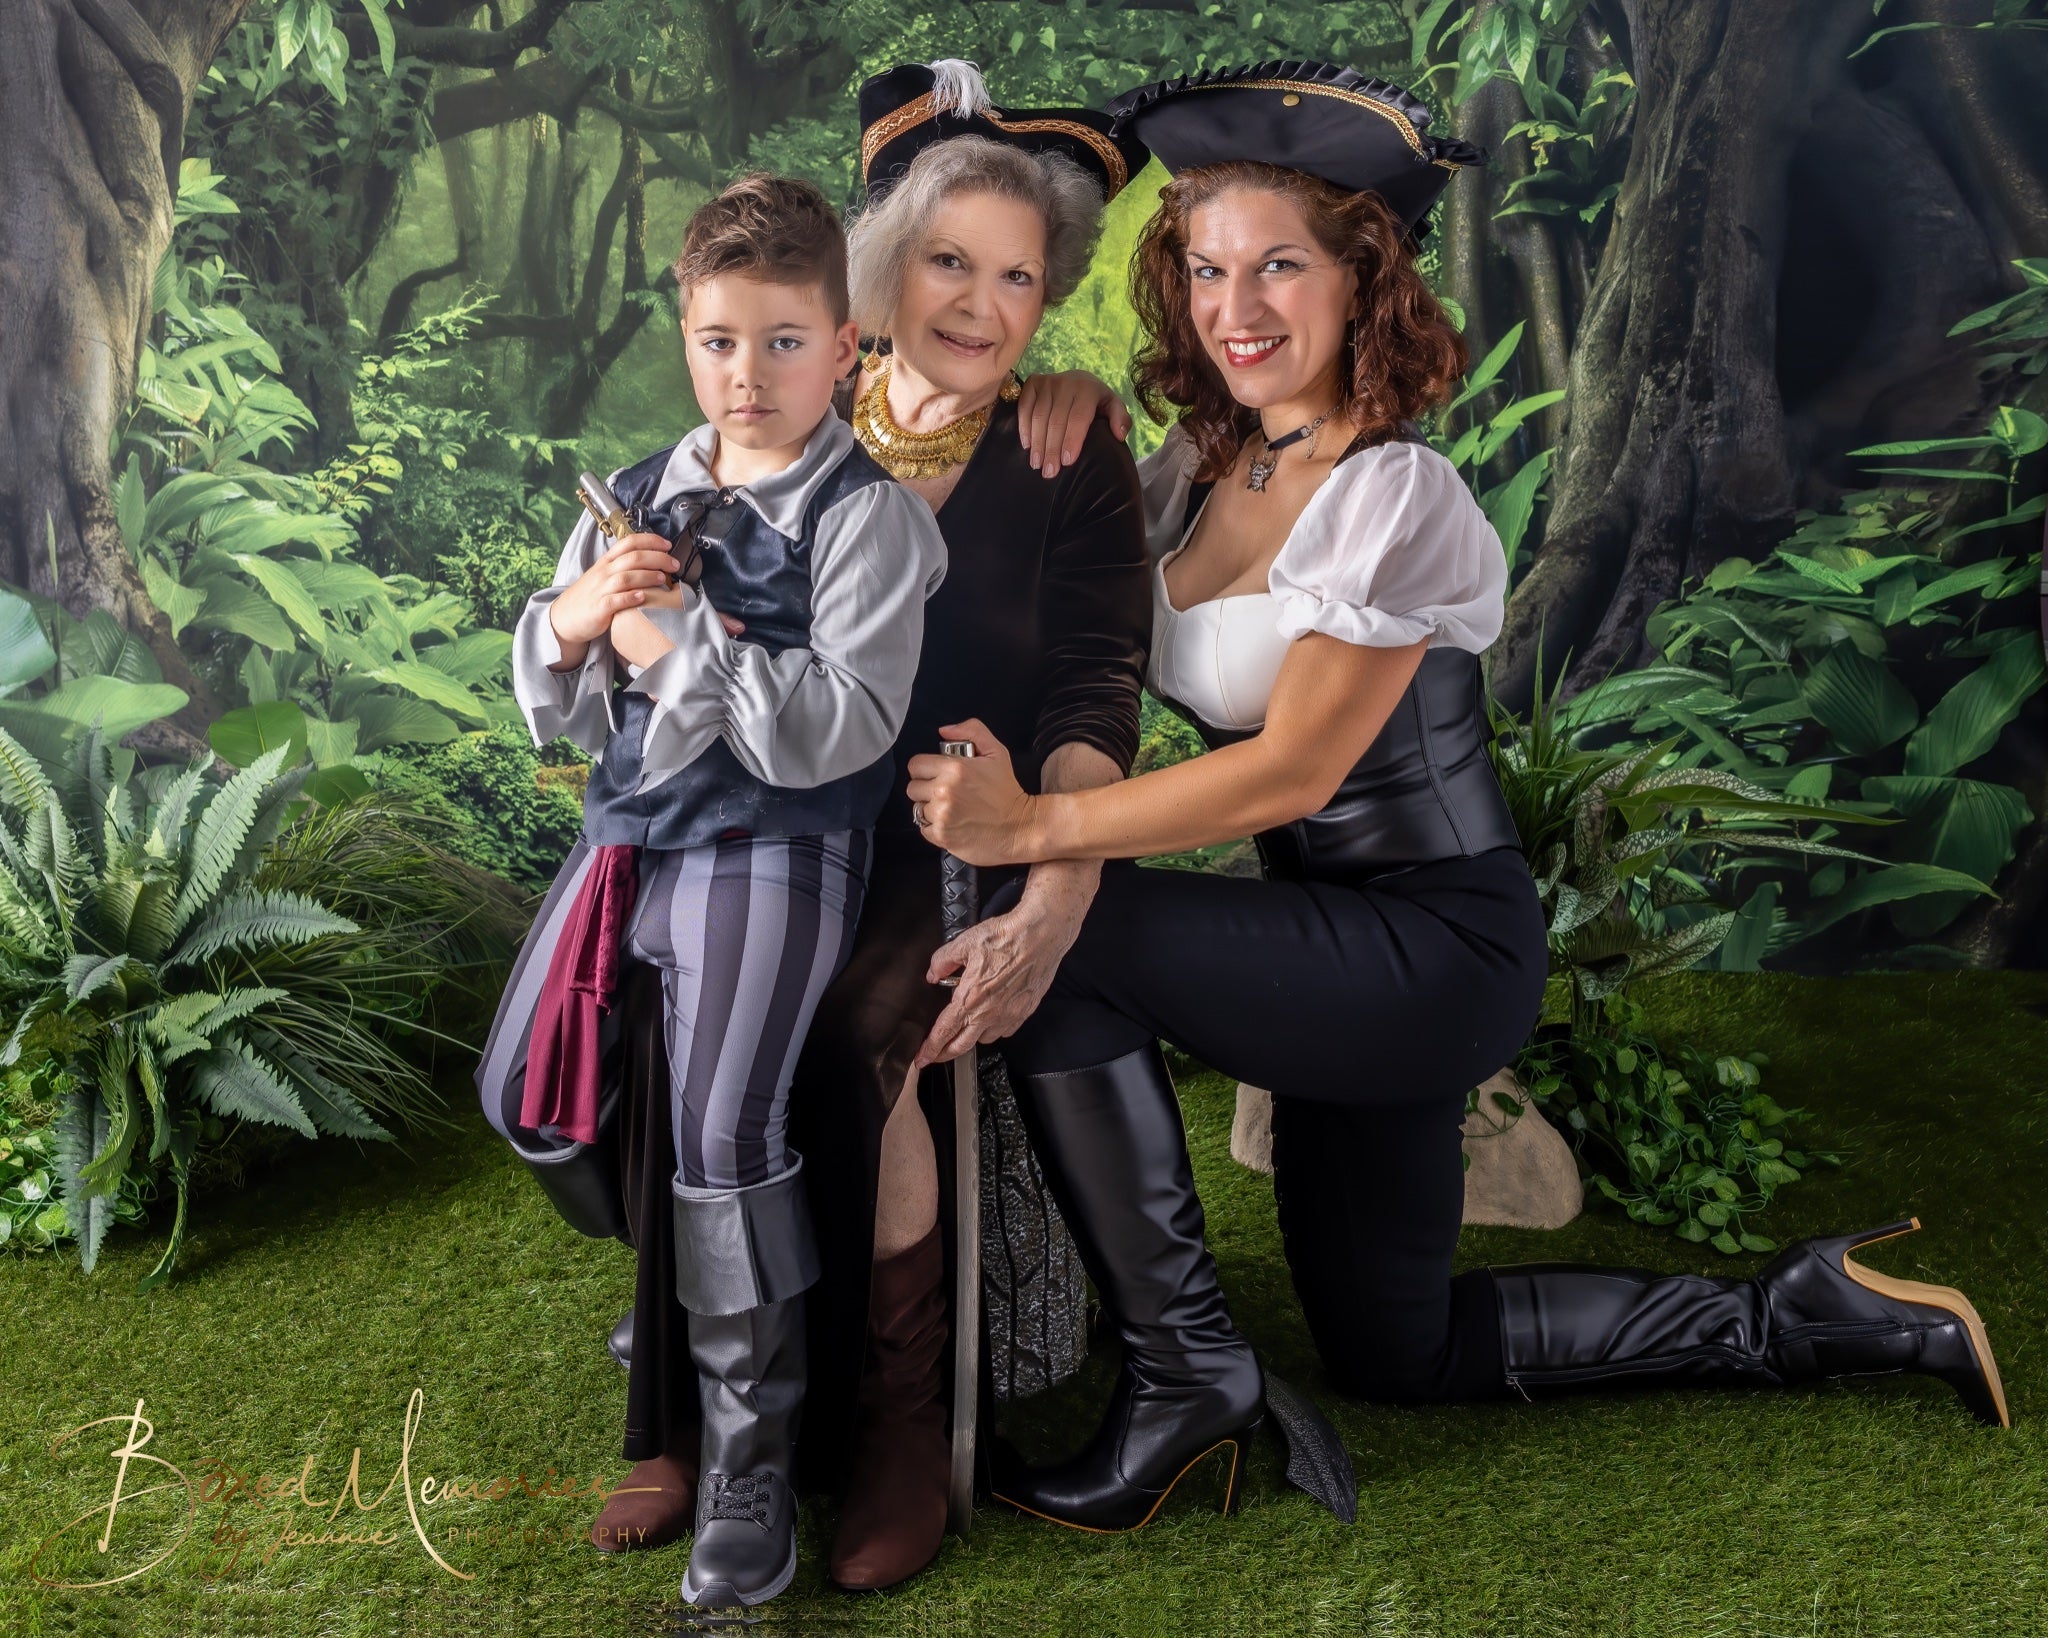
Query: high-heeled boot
xmin=672 ymin=1156 xmax=819 ymax=1609
xmin=1492 ymin=1217 xmax=2008 ymax=1426
xmin=995 ymin=1043 xmax=1266 ymax=1531
xmin=829 ymin=1223 xmax=950 ymax=1589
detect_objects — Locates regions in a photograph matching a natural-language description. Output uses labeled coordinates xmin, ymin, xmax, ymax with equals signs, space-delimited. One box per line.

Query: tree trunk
xmin=1488 ymin=0 xmax=2048 ymax=715
xmin=0 ymin=0 xmax=249 ymax=736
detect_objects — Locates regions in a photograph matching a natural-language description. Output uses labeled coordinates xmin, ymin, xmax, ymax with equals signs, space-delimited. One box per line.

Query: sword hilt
xmin=937 ymin=741 xmax=978 ymax=988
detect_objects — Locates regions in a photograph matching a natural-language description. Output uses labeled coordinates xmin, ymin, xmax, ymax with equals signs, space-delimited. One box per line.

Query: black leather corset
xmin=1158 ymin=645 xmax=1523 ymax=885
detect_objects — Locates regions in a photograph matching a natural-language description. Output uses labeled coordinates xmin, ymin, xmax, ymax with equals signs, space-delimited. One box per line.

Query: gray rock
xmin=1229 ymin=1071 xmax=1584 ymax=1230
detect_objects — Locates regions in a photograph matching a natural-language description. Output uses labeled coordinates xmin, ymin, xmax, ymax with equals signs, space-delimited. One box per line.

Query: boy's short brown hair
xmin=672 ymin=172 xmax=850 ymax=326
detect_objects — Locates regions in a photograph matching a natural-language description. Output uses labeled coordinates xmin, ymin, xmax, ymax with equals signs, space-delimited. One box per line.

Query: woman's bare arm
xmin=908 ymin=631 xmax=1430 ymax=867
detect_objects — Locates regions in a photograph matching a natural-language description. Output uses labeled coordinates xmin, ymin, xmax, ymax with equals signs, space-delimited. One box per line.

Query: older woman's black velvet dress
xmin=616 ymin=397 xmax=1152 ymax=1476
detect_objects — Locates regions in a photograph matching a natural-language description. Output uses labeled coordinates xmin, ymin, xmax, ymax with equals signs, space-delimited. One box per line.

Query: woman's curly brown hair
xmin=1129 ymin=162 xmax=1467 ymax=481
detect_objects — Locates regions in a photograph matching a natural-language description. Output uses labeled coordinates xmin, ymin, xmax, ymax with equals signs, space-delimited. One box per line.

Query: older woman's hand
xmin=914 ymin=874 xmax=1094 ymax=1067
xmin=904 ymin=720 xmax=1042 ymax=868
xmin=1016 ymin=370 xmax=1132 ymax=479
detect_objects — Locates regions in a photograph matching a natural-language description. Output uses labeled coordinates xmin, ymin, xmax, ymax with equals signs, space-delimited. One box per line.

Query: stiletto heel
xmin=1830 ymin=1217 xmax=2010 ymax=1429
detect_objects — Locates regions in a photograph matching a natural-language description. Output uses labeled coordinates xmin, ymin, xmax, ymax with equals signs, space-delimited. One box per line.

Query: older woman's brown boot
xmin=829 ymin=1224 xmax=949 ymax=1590
xmin=589 ymin=1431 xmax=698 ymax=1553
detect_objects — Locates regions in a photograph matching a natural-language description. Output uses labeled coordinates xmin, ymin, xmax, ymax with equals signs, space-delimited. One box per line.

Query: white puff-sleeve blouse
xmin=1136 ymin=420 xmax=1507 ymax=730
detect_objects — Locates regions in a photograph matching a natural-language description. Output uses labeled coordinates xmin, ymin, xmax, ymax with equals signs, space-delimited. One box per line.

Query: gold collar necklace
xmin=852 ymin=360 xmax=1020 ymax=481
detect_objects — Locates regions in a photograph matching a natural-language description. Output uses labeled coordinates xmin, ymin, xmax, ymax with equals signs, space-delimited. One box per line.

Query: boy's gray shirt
xmin=510 ymin=412 xmax=947 ymax=797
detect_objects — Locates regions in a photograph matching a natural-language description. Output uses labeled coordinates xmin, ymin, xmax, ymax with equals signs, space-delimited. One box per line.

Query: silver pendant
xmin=1246 ymin=453 xmax=1277 ymax=492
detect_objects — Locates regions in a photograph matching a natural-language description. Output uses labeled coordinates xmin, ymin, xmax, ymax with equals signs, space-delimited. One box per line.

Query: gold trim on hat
xmin=1178 ymin=77 xmax=1427 ymax=159
xmin=861 ymin=90 xmax=1130 ymax=194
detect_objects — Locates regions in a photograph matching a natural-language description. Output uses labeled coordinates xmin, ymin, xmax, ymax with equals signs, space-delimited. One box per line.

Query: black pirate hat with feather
xmin=859 ymin=59 xmax=1151 ymax=205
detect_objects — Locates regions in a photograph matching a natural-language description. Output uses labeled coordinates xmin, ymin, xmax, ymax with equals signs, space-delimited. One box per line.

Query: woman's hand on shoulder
xmin=1015 ymin=370 xmax=1132 ymax=480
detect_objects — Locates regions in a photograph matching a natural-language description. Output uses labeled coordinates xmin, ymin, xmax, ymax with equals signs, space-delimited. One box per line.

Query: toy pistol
xmin=575 ymin=470 xmax=704 ymax=589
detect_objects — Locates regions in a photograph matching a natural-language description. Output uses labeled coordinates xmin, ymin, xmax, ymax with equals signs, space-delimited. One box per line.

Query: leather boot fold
xmin=588 ymin=1426 xmax=698 ymax=1553
xmin=672 ymin=1157 xmax=821 ymax=1609
xmin=1492 ymin=1216 xmax=2008 ymax=1427
xmin=830 ymin=1223 xmax=950 ymax=1590
xmin=996 ymin=1044 xmax=1266 ymax=1531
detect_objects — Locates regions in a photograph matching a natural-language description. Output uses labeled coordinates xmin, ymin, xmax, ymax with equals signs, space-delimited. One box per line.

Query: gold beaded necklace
xmin=851 ymin=359 xmax=1021 ymax=481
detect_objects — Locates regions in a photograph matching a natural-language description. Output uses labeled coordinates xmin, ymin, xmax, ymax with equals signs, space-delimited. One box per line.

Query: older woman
xmin=595 ymin=59 xmax=1155 ymax=1592
xmin=912 ymin=61 xmax=2009 ymax=1534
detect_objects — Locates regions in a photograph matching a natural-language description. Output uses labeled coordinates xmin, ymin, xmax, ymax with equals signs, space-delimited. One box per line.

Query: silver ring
xmin=913 ymin=801 xmax=928 ymax=828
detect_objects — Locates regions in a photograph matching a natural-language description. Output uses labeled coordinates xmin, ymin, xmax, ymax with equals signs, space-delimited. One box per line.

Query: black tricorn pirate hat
xmin=1103 ymin=60 xmax=1485 ymax=239
xmin=859 ymin=59 xmax=1151 ymax=205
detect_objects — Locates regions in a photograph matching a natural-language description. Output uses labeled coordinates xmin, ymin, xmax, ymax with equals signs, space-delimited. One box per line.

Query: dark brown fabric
xmin=829 ymin=1222 xmax=950 ymax=1588
xmin=872 ymin=400 xmax=1152 ymax=831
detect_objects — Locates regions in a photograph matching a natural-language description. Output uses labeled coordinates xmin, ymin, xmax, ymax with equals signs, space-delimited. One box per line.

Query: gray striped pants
xmin=626 ymin=831 xmax=870 ymax=1190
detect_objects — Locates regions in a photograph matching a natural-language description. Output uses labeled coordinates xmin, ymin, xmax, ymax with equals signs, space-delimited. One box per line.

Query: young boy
xmin=496 ymin=173 xmax=946 ymax=1609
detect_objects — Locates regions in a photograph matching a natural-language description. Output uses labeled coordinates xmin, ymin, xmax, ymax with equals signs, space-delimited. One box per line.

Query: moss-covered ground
xmin=5 ymin=970 xmax=2046 ymax=1636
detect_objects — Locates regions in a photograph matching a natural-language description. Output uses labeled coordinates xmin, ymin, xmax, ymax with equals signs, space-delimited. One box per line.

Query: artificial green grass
xmin=4 ymin=970 xmax=2045 ymax=1636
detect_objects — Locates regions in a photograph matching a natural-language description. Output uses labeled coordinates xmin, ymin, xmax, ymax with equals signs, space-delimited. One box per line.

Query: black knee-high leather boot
xmin=1491 ymin=1218 xmax=2009 ymax=1426
xmin=996 ymin=1044 xmax=1268 ymax=1531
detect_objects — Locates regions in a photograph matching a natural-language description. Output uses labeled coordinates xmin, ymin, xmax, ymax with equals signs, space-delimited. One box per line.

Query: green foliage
xmin=0 ymin=720 xmax=522 ymax=1284
xmin=1428 ymin=319 xmax=1562 ymax=574
xmin=1419 ymin=0 xmax=1633 ymax=233
xmin=1513 ymin=992 xmax=1841 ymax=1254
xmin=1853 ymin=0 xmax=2048 ymax=60
xmin=112 ymin=170 xmax=542 ymax=759
xmin=1560 ymin=343 xmax=2044 ymax=959
xmin=372 ymin=726 xmax=588 ymax=893
xmin=318 ymin=295 xmax=567 ymax=581
xmin=1484 ymin=633 xmax=1991 ymax=1030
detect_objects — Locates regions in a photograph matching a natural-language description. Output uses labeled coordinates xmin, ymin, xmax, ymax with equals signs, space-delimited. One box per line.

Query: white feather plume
xmin=928 ymin=58 xmax=993 ymax=119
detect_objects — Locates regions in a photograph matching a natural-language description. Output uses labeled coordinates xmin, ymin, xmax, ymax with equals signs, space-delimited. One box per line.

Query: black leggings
xmin=999 ymin=844 xmax=1550 ymax=1403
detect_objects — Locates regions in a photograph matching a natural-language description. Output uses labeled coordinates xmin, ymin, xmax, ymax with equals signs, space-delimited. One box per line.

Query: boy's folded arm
xmin=629 ymin=483 xmax=948 ymax=790
xmin=509 ymin=508 xmax=617 ymax=755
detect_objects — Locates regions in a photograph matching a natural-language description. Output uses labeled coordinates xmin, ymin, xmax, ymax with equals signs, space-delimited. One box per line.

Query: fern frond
xmin=188 ymin=1037 xmax=317 ymax=1136
xmin=147 ymin=764 xmax=208 ymax=858
xmin=0 ymin=725 xmax=54 ymax=816
xmin=168 ymin=743 xmax=292 ymax=940
xmin=53 ymin=1085 xmax=114 ymax=1272
xmin=167 ymin=887 xmax=356 ymax=968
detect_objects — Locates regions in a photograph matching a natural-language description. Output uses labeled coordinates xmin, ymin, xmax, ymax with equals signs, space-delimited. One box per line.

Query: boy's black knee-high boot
xmin=672 ymin=1155 xmax=819 ymax=1609
xmin=1491 ymin=1218 xmax=2009 ymax=1426
xmin=996 ymin=1043 xmax=1267 ymax=1531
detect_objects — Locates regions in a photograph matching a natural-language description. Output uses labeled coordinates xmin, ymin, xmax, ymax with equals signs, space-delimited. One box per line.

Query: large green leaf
xmin=187 ymin=576 xmax=296 ymax=650
xmin=1801 ymin=643 xmax=1919 ymax=756
xmin=209 ymin=701 xmax=310 ymax=771
xmin=1862 ymin=774 xmax=2034 ymax=936
xmin=1790 ymin=862 xmax=1999 ymax=940
xmin=1903 ymin=637 xmax=2047 ymax=776
xmin=0 ymin=585 xmax=56 ymax=695
xmin=230 ymin=552 xmax=329 ymax=653
xmin=350 ymin=694 xmax=461 ymax=751
xmin=141 ymin=557 xmax=207 ymax=641
xmin=2 ymin=678 xmax=188 ymax=739
xmin=368 ymin=661 xmax=489 ymax=723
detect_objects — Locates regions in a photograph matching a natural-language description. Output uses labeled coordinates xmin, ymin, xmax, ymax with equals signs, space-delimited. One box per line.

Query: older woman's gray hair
xmin=845 ymin=135 xmax=1107 ymax=335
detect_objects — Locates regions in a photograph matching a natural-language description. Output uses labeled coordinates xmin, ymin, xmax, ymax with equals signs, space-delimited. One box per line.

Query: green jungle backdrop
xmin=0 ymin=8 xmax=2045 ymax=1629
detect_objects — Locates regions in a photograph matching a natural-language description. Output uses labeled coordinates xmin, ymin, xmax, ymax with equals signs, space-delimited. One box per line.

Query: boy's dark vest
xmin=580 ymin=437 xmax=899 ymax=847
